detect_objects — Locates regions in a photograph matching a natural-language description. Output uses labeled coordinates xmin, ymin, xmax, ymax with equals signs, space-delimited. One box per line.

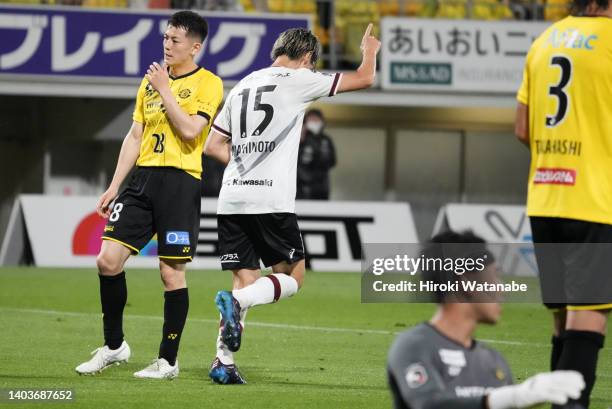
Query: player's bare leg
xmin=159 ymin=259 xmax=187 ymax=290
xmin=75 ymin=240 xmax=131 ymax=375
xmin=553 ymin=308 xmax=610 ymax=408
xmin=134 ymin=260 xmax=188 ymax=380
xmin=97 ymin=239 xmax=131 ymax=277
xmin=233 ymin=268 xmax=261 ymax=290
xmin=272 ymin=259 xmax=305 ymax=288
xmin=566 ymin=309 xmax=608 ymax=333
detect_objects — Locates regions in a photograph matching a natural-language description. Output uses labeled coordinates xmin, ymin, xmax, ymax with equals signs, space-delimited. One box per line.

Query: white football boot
xmin=133 ymin=358 xmax=178 ymax=380
xmin=75 ymin=341 xmax=131 ymax=375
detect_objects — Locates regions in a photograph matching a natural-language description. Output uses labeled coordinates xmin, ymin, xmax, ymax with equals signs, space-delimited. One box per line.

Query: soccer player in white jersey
xmin=203 ymin=25 xmax=380 ymax=384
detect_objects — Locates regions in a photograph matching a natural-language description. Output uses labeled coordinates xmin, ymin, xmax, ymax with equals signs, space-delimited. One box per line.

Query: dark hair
xmin=271 ymin=28 xmax=321 ymax=66
xmin=421 ymin=230 xmax=493 ymax=304
xmin=168 ymin=11 xmax=208 ymax=42
xmin=305 ymin=109 xmax=324 ymax=121
xmin=571 ymin=0 xmax=610 ymax=14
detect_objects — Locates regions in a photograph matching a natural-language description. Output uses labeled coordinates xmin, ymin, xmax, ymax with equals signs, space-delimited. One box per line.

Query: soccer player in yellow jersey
xmin=515 ymin=1 xmax=612 ymax=406
xmin=75 ymin=11 xmax=223 ymax=379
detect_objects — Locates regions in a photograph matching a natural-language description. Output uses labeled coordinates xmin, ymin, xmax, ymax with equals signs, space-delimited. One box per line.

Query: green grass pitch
xmin=0 ymin=268 xmax=610 ymax=408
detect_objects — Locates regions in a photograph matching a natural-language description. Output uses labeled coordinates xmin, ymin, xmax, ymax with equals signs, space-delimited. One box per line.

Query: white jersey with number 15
xmin=212 ymin=67 xmax=342 ymax=215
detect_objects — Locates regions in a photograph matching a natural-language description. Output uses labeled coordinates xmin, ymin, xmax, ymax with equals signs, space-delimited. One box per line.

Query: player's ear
xmin=300 ymin=52 xmax=313 ymax=69
xmin=191 ymin=41 xmax=202 ymax=57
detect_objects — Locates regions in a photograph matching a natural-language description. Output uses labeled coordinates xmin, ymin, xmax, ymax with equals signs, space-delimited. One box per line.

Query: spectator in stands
xmin=297 ymin=109 xmax=336 ymax=200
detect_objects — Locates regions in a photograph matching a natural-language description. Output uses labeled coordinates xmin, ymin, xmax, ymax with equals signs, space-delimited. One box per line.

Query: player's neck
xmin=271 ymin=56 xmax=305 ymax=70
xmin=583 ymin=4 xmax=612 ymax=17
xmin=169 ymin=61 xmax=199 ymax=78
xmin=430 ymin=307 xmax=477 ymax=348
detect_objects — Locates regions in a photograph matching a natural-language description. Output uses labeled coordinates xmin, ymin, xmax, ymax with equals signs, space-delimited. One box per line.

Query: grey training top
xmin=387 ymin=323 xmax=513 ymax=409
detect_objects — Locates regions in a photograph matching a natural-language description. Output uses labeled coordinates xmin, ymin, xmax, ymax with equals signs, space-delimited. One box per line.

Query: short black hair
xmin=271 ymin=28 xmax=321 ymax=66
xmin=572 ymin=0 xmax=610 ymax=14
xmin=168 ymin=11 xmax=208 ymax=42
xmin=421 ymin=230 xmax=493 ymax=304
xmin=305 ymin=109 xmax=324 ymax=121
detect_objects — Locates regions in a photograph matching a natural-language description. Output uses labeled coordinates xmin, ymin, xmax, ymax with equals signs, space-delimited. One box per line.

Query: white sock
xmin=215 ymin=308 xmax=248 ymax=365
xmin=232 ymin=274 xmax=299 ymax=309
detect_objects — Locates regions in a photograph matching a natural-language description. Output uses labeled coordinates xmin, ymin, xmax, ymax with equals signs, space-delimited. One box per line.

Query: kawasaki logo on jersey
xmin=166 ymin=231 xmax=190 ymax=245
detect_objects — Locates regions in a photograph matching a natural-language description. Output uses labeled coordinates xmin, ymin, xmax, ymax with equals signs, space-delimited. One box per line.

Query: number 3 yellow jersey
xmin=517 ymin=16 xmax=612 ymax=225
xmin=132 ymin=66 xmax=224 ymax=180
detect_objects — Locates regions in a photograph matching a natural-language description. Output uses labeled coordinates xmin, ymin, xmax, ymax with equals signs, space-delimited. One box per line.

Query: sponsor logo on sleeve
xmin=166 ymin=231 xmax=190 ymax=245
xmin=533 ymin=168 xmax=576 ymax=185
xmin=405 ymin=363 xmax=428 ymax=388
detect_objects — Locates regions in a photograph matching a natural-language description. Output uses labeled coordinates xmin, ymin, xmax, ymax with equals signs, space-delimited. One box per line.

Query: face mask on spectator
xmin=305 ymin=120 xmax=324 ymax=135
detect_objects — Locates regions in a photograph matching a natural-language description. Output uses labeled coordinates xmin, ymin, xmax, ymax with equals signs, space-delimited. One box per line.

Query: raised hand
xmin=361 ymin=23 xmax=381 ymax=55
xmin=145 ymin=62 xmax=170 ymax=92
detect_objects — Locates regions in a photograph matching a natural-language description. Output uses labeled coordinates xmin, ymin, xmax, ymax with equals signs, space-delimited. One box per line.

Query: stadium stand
xmin=0 ymin=0 xmax=573 ymax=19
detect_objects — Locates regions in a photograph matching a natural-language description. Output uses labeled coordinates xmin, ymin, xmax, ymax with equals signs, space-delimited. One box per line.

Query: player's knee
xmin=96 ymin=252 xmax=124 ymax=276
xmin=273 ymin=260 xmax=305 ymax=288
xmin=159 ymin=262 xmax=186 ymax=290
xmin=242 ymin=270 xmax=260 ymax=287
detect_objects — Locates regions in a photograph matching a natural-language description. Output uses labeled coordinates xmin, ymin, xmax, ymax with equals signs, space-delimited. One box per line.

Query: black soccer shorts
xmin=217 ymin=213 xmax=305 ymax=270
xmin=101 ymin=166 xmax=201 ymax=261
xmin=530 ymin=216 xmax=612 ymax=311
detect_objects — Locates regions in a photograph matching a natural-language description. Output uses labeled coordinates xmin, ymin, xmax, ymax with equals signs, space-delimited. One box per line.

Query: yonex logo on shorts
xmin=166 ymin=231 xmax=190 ymax=245
xmin=533 ymin=168 xmax=576 ymax=185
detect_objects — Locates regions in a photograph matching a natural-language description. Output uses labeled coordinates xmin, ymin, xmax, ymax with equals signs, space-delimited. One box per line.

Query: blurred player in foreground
xmin=75 ymin=11 xmax=223 ymax=379
xmin=203 ymin=24 xmax=380 ymax=383
xmin=515 ymin=0 xmax=612 ymax=406
xmin=387 ymin=230 xmax=585 ymax=409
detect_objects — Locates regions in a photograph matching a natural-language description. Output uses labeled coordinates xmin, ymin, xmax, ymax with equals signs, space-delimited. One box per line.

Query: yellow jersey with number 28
xmin=133 ymin=66 xmax=223 ymax=180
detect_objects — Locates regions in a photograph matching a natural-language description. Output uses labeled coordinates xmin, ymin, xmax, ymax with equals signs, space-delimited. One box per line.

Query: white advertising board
xmin=381 ymin=18 xmax=549 ymax=92
xmin=13 ymin=195 xmax=418 ymax=272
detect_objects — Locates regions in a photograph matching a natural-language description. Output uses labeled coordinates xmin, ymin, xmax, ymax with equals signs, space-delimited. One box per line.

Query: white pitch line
xmin=0 ymin=307 xmax=546 ymax=347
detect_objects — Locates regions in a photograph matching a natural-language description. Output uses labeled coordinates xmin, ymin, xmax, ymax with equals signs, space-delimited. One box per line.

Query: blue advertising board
xmin=0 ymin=5 xmax=309 ymax=81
